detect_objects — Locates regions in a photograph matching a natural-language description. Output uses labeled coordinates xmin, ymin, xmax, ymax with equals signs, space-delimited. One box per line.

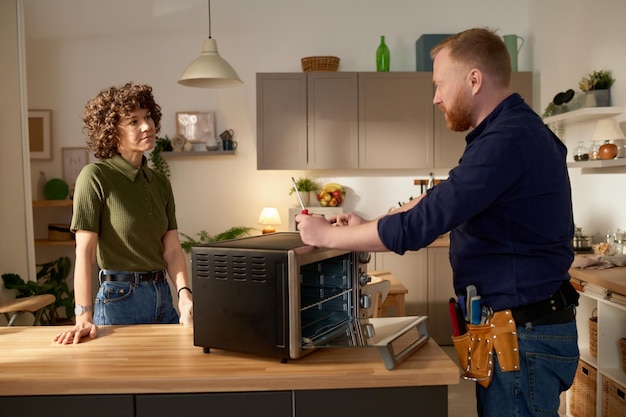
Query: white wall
xmin=22 ymin=0 xmax=530 ymax=242
xmin=21 ymin=0 xmax=626 ymax=253
xmin=0 ymin=0 xmax=35 ymax=303
xmin=530 ymin=0 xmax=626 ymax=242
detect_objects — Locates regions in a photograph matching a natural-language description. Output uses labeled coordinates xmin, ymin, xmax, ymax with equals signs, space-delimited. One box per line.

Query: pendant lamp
xmin=178 ymin=0 xmax=242 ymax=88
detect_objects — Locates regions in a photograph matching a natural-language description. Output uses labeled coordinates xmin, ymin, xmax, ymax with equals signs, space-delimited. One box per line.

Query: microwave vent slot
xmin=194 ymin=252 xmax=268 ymax=283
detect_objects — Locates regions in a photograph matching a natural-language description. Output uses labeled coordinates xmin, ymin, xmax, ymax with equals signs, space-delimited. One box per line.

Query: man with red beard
xmin=296 ymin=28 xmax=578 ymax=417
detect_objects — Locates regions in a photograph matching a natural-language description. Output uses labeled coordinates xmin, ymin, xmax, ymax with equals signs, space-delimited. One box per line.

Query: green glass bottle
xmin=376 ymin=35 xmax=390 ymax=72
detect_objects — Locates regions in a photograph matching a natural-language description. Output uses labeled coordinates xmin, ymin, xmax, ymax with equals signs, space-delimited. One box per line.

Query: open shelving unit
xmin=545 ymin=106 xmax=626 ymax=169
xmin=567 ymin=158 xmax=626 ymax=169
xmin=566 ymin=266 xmax=626 ymax=417
xmin=32 ymin=199 xmax=74 ymax=246
xmin=161 ymin=150 xmax=235 ymax=158
xmin=543 ymin=106 xmax=623 ymax=126
xmin=32 ymin=199 xmax=72 ymax=208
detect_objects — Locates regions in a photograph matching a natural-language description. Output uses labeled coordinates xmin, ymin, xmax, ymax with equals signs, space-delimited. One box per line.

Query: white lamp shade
xmin=258 ymin=207 xmax=281 ymax=226
xmin=178 ymin=38 xmax=243 ymax=88
xmin=591 ymin=119 xmax=626 ymax=142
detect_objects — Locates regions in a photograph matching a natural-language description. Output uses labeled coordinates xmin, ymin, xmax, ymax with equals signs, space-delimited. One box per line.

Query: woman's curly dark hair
xmin=82 ymin=82 xmax=162 ymax=160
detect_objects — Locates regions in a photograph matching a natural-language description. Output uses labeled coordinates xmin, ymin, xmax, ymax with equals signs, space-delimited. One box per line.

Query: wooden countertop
xmin=569 ymin=265 xmax=626 ymax=295
xmin=0 ymin=324 xmax=459 ymax=396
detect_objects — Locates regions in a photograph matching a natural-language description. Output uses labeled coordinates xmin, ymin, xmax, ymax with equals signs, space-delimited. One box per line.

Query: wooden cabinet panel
xmin=295 ymin=386 xmax=447 ymax=417
xmin=509 ymin=71 xmax=533 ymax=105
xmin=427 ymin=247 xmax=454 ymax=346
xmin=136 ymin=392 xmax=292 ymax=417
xmin=256 ymin=73 xmax=307 ymax=170
xmin=257 ymin=72 xmax=531 ymax=170
xmin=373 ymin=250 xmax=428 ymax=317
xmin=0 ymin=395 xmax=134 ymax=417
xmin=433 ymin=71 xmax=534 ymax=169
xmin=307 ymin=72 xmax=359 ymax=169
xmin=358 ymin=72 xmax=434 ymax=169
xmin=373 ymin=247 xmax=454 ymax=346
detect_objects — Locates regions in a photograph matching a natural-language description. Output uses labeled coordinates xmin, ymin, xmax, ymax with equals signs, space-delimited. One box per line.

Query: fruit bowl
xmin=317 ymin=183 xmax=345 ymax=207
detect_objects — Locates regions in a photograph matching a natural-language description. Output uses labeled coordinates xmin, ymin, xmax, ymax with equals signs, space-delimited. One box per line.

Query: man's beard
xmin=441 ymin=88 xmax=472 ymax=132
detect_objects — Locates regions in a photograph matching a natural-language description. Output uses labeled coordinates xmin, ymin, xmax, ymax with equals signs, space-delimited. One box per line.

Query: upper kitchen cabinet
xmin=358 ymin=72 xmax=434 ymax=169
xmin=307 ymin=72 xmax=359 ymax=169
xmin=257 ymin=72 xmax=531 ymax=170
xmin=256 ymin=73 xmax=307 ymax=170
xmin=433 ymin=72 xmax=534 ymax=168
xmin=257 ymin=72 xmax=433 ymax=170
xmin=256 ymin=72 xmax=358 ymax=170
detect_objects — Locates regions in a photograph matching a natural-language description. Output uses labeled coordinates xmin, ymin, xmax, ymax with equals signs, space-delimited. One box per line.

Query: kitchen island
xmin=0 ymin=324 xmax=459 ymax=417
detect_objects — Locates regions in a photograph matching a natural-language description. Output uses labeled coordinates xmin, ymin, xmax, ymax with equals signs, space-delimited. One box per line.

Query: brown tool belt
xmin=451 ymin=309 xmax=520 ymax=388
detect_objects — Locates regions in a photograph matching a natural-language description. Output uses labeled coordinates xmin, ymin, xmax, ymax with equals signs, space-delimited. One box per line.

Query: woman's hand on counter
xmin=178 ymin=291 xmax=193 ymax=328
xmin=52 ymin=320 xmax=98 ymax=345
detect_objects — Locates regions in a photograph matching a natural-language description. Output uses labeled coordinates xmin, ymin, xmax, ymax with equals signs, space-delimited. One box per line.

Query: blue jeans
xmin=476 ymin=317 xmax=579 ymax=417
xmin=94 ymin=279 xmax=179 ymax=325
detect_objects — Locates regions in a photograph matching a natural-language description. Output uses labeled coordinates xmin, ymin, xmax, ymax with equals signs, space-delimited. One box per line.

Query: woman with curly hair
xmin=53 ymin=82 xmax=193 ymax=344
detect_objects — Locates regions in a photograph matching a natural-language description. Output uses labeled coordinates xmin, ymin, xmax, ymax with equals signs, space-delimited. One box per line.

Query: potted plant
xmin=289 ymin=176 xmax=320 ymax=207
xmin=149 ymin=135 xmax=172 ymax=178
xmin=579 ymin=69 xmax=615 ymax=107
xmin=2 ymin=256 xmax=74 ymax=324
xmin=179 ymin=226 xmax=256 ymax=254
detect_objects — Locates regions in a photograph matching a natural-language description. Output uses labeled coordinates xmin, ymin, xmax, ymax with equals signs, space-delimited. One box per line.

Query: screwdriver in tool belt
xmin=291 ymin=177 xmax=309 ymax=214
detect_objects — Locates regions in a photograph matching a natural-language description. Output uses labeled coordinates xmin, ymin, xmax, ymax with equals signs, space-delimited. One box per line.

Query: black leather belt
xmin=99 ymin=270 xmax=165 ymax=284
xmin=510 ymin=280 xmax=579 ymax=326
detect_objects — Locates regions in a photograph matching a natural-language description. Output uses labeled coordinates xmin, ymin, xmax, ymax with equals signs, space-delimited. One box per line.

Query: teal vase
xmin=376 ymin=35 xmax=390 ymax=72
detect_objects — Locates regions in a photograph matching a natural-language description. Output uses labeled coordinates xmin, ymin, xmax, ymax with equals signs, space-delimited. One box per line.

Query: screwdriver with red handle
xmin=291 ymin=177 xmax=309 ymax=215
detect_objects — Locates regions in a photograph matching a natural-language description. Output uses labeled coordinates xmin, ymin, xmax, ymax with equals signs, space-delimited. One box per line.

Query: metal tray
xmin=303 ymin=316 xmax=430 ymax=370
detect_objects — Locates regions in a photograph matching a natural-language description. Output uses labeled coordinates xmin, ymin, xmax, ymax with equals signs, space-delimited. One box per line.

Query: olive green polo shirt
xmin=71 ymin=154 xmax=177 ymax=272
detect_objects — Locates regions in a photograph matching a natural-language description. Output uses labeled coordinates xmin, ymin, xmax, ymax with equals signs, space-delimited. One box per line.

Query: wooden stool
xmin=362 ymin=277 xmax=391 ymax=318
xmin=368 ymin=271 xmax=408 ymax=317
xmin=0 ymin=294 xmax=56 ymax=326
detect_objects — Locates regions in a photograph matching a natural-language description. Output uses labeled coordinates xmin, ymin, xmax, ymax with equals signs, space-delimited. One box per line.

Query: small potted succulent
xmin=579 ymin=69 xmax=615 ymax=107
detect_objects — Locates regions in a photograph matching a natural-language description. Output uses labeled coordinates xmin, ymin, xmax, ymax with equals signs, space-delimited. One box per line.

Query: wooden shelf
xmin=35 ymin=239 xmax=75 ymax=246
xmin=32 ymin=199 xmax=72 ymax=207
xmin=161 ymin=150 xmax=235 ymax=158
xmin=543 ymin=106 xmax=622 ymax=125
xmin=567 ymin=158 xmax=626 ymax=168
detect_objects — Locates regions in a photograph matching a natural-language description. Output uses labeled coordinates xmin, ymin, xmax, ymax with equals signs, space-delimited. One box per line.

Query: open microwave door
xmin=302 ymin=316 xmax=430 ymax=370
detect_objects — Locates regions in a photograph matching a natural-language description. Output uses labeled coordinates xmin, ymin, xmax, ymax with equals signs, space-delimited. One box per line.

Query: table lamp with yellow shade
xmin=258 ymin=207 xmax=281 ymax=234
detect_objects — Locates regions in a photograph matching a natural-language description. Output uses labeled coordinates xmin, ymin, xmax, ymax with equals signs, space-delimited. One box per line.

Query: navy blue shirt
xmin=378 ymin=94 xmax=574 ymax=311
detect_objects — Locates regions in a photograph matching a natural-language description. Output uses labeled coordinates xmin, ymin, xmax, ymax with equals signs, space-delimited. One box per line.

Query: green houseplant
xmin=149 ymin=136 xmax=172 ymax=178
xmin=289 ymin=176 xmax=320 ymax=195
xmin=179 ymin=226 xmax=256 ymax=254
xmin=289 ymin=176 xmax=320 ymax=207
xmin=2 ymin=256 xmax=74 ymax=324
xmin=579 ymin=69 xmax=615 ymax=107
xmin=579 ymin=69 xmax=615 ymax=92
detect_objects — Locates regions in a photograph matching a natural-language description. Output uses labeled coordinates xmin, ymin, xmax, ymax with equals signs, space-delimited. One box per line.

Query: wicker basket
xmin=619 ymin=337 xmax=626 ymax=372
xmin=301 ymin=56 xmax=340 ymax=72
xmin=589 ymin=309 xmax=598 ymax=357
xmin=602 ymin=376 xmax=626 ymax=417
xmin=570 ymin=360 xmax=597 ymax=417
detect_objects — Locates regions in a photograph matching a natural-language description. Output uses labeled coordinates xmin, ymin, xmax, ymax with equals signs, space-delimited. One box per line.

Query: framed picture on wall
xmin=175 ymin=111 xmax=215 ymax=144
xmin=62 ymin=147 xmax=89 ymax=186
xmin=28 ymin=109 xmax=53 ymax=159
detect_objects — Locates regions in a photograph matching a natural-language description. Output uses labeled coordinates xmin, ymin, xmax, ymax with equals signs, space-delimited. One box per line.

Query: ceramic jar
xmin=598 ymin=141 xmax=618 ymax=160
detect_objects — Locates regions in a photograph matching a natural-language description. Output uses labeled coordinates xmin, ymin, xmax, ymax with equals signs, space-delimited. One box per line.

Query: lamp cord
xmin=207 ymin=0 xmax=212 ymax=39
